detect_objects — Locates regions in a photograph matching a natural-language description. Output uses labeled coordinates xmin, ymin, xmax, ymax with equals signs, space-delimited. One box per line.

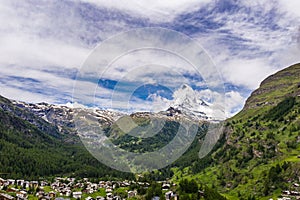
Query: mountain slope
xmin=0 ymin=96 xmax=134 ymax=180
xmin=0 ymin=93 xmax=210 ymax=180
xmin=185 ymin=63 xmax=300 ymax=199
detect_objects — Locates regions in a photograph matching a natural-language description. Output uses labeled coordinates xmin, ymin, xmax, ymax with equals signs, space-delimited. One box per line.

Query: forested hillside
xmin=177 ymin=64 xmax=300 ymax=199
xmin=0 ymin=98 xmax=134 ymax=180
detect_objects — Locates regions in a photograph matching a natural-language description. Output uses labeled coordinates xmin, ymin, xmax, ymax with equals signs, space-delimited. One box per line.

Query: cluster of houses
xmin=0 ymin=178 xmax=42 ymax=200
xmin=280 ymin=182 xmax=300 ymax=200
xmin=0 ymin=177 xmax=140 ymax=200
xmin=0 ymin=177 xmax=180 ymax=200
xmin=49 ymin=177 xmax=138 ymax=200
xmin=270 ymin=182 xmax=300 ymax=200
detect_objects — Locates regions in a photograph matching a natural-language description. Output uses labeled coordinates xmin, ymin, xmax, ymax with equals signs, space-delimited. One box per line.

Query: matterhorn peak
xmin=169 ymin=84 xmax=213 ymax=120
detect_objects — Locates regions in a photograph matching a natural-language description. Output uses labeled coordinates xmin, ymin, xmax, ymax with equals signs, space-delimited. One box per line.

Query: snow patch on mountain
xmin=170 ymin=84 xmax=225 ymax=121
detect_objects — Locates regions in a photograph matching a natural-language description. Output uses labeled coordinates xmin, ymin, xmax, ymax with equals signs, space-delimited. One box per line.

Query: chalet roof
xmin=0 ymin=193 xmax=15 ymax=200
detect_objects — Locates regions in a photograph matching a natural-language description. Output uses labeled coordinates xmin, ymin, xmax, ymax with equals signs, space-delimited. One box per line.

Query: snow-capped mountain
xmin=170 ymin=84 xmax=221 ymax=121
xmin=12 ymin=101 xmax=125 ymax=135
xmin=5 ymin=84 xmax=224 ymax=138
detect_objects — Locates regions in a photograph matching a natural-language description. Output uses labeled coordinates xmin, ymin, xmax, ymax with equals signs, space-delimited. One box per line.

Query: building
xmin=127 ymin=191 xmax=137 ymax=198
xmin=49 ymin=191 xmax=56 ymax=198
xmin=16 ymin=191 xmax=27 ymax=200
xmin=7 ymin=180 xmax=15 ymax=186
xmin=0 ymin=193 xmax=15 ymax=200
xmin=0 ymin=178 xmax=5 ymax=186
xmin=72 ymin=191 xmax=82 ymax=199
xmin=162 ymin=183 xmax=170 ymax=190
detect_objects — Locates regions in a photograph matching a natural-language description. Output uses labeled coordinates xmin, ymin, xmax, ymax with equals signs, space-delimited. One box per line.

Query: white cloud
xmin=0 ymin=0 xmax=300 ymax=118
xmin=193 ymin=0 xmax=300 ymax=93
xmin=220 ymin=58 xmax=279 ymax=89
xmin=0 ymin=83 xmax=61 ymax=103
xmin=0 ymin=34 xmax=90 ymax=68
xmin=277 ymin=0 xmax=300 ymax=18
xmin=78 ymin=0 xmax=212 ymax=22
xmin=225 ymin=91 xmax=245 ymax=116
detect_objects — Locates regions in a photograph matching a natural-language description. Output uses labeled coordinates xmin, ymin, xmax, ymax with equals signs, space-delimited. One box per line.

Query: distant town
xmin=1 ymin=176 xmax=300 ymax=200
xmin=0 ymin=177 xmax=179 ymax=200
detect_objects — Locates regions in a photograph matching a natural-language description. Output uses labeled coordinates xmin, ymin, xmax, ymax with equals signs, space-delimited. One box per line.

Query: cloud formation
xmin=0 ymin=0 xmax=299 ymax=116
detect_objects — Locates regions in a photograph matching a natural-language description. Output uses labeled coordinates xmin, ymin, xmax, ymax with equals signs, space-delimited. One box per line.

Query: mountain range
xmin=0 ymin=63 xmax=300 ymax=199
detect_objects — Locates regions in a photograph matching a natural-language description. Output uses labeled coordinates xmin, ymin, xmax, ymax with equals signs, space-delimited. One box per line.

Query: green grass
xmin=176 ymin=64 xmax=300 ymax=199
xmin=82 ymin=188 xmax=107 ymax=199
xmin=42 ymin=186 xmax=52 ymax=193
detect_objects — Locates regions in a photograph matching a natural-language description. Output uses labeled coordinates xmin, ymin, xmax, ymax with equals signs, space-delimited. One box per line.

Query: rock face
xmin=11 ymin=101 xmax=125 ymax=135
xmin=0 ymin=96 xmax=61 ymax=138
xmin=243 ymin=63 xmax=300 ymax=110
xmin=13 ymin=101 xmax=76 ymax=134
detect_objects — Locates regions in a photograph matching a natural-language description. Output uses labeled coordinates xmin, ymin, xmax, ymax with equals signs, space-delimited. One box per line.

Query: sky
xmin=0 ymin=0 xmax=300 ymax=117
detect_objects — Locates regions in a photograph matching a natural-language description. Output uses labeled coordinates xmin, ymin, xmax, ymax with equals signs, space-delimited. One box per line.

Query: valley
xmin=1 ymin=64 xmax=300 ymax=199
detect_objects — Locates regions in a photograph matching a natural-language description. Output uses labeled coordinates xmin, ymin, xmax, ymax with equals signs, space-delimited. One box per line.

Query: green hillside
xmin=179 ymin=64 xmax=300 ymax=199
xmin=0 ymin=98 xmax=134 ymax=180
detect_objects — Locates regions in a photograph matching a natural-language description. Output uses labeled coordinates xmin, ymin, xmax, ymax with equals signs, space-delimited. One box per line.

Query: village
xmin=0 ymin=176 xmax=299 ymax=200
xmin=0 ymin=177 xmax=179 ymax=200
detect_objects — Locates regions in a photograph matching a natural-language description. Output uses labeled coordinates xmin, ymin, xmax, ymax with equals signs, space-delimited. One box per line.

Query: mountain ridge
xmin=241 ymin=63 xmax=300 ymax=111
xmin=186 ymin=63 xmax=300 ymax=199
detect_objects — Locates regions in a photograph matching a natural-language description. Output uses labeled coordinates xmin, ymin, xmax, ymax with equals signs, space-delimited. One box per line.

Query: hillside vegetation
xmin=0 ymin=97 xmax=134 ymax=180
xmin=179 ymin=64 xmax=300 ymax=199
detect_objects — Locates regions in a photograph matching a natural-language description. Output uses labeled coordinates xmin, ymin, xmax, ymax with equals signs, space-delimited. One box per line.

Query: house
xmin=16 ymin=195 xmax=26 ymax=200
xmin=198 ymin=190 xmax=205 ymax=197
xmin=40 ymin=181 xmax=48 ymax=187
xmin=16 ymin=180 xmax=24 ymax=187
xmin=36 ymin=191 xmax=45 ymax=199
xmin=90 ymin=184 xmax=98 ymax=190
xmin=96 ymin=197 xmax=105 ymax=200
xmin=83 ymin=178 xmax=89 ymax=182
xmin=293 ymin=183 xmax=299 ymax=187
xmin=173 ymin=194 xmax=179 ymax=200
xmin=106 ymin=192 xmax=113 ymax=200
xmin=16 ymin=191 xmax=28 ymax=200
xmin=277 ymin=197 xmax=291 ymax=200
xmin=60 ymin=189 xmax=71 ymax=197
xmin=85 ymin=197 xmax=94 ymax=200
xmin=162 ymin=183 xmax=170 ymax=190
xmin=30 ymin=181 xmax=38 ymax=188
xmin=72 ymin=192 xmax=82 ymax=199
xmin=0 ymin=178 xmax=5 ymax=186
xmin=67 ymin=178 xmax=75 ymax=183
xmin=105 ymin=187 xmax=112 ymax=193
xmin=7 ymin=188 xmax=18 ymax=193
xmin=49 ymin=191 xmax=56 ymax=198
xmin=165 ymin=191 xmax=172 ymax=200
xmin=152 ymin=197 xmax=160 ymax=200
xmin=291 ymin=191 xmax=300 ymax=196
xmin=85 ymin=187 xmax=94 ymax=194
xmin=40 ymin=196 xmax=50 ymax=200
xmin=127 ymin=191 xmax=137 ymax=198
xmin=0 ymin=193 xmax=15 ymax=200
xmin=7 ymin=180 xmax=15 ymax=186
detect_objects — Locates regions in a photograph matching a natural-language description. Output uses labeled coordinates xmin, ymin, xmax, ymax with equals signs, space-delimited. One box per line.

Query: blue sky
xmin=0 ymin=0 xmax=300 ymax=117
